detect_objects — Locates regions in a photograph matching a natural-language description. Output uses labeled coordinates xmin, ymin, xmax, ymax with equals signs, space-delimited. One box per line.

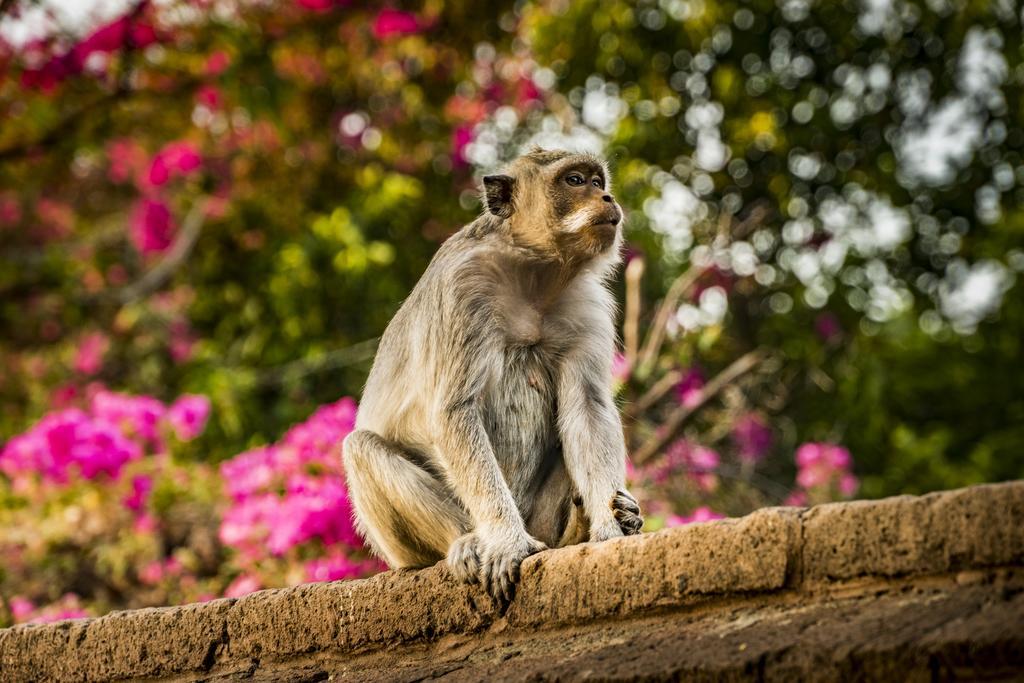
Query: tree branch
xmin=630 ymin=348 xmax=768 ymax=465
xmin=635 ymin=264 xmax=706 ymax=376
xmin=115 ymin=198 xmax=206 ymax=304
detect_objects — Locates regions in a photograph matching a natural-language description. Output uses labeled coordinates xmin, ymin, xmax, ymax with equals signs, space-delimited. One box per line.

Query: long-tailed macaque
xmin=343 ymin=148 xmax=642 ymax=604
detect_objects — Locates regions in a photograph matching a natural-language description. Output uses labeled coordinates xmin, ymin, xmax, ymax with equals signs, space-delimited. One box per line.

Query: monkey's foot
xmin=478 ymin=530 xmax=547 ymax=606
xmin=612 ymin=488 xmax=643 ymax=535
xmin=446 ymin=532 xmax=481 ymax=585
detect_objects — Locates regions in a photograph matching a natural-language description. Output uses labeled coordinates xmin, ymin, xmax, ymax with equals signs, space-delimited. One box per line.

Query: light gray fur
xmin=342 ymin=149 xmax=640 ymax=603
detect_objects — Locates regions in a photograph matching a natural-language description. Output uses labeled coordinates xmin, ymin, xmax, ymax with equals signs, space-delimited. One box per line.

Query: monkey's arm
xmin=431 ymin=302 xmax=545 ymax=600
xmin=557 ymin=332 xmax=629 ymax=542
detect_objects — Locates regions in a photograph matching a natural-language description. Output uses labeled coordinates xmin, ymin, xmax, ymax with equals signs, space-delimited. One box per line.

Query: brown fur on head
xmin=481 ymin=147 xmax=623 ymax=263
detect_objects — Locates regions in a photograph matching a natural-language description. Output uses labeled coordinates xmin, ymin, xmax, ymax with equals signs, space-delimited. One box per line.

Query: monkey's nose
xmin=602 ymin=194 xmax=613 ymax=202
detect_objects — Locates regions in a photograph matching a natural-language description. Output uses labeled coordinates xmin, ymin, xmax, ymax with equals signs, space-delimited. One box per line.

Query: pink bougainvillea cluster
xmin=0 ymin=389 xmax=381 ymax=623
xmin=0 ymin=389 xmax=209 ymax=490
xmin=219 ymin=397 xmax=378 ymax=589
xmin=787 ymin=442 xmax=859 ymax=505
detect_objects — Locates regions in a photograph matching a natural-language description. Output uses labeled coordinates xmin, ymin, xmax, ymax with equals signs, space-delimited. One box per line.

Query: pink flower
xmin=675 ymin=367 xmax=705 ymax=408
xmin=147 ymin=141 xmax=202 ymax=187
xmin=0 ymin=408 xmax=142 ymax=485
xmin=168 ymin=319 xmax=197 ymax=363
xmin=123 ymin=474 xmax=153 ymax=512
xmin=666 ymin=506 xmax=725 ymax=527
xmin=129 ymin=198 xmax=175 ymax=254
xmin=204 ymin=51 xmax=231 ymax=76
xmin=784 ymin=490 xmax=808 ymax=506
xmin=611 ymin=352 xmax=631 ymax=384
xmin=224 ymin=574 xmax=261 ymax=598
xmin=793 ymin=442 xmax=856 ymax=498
xmin=815 ymin=312 xmax=842 ymax=343
xmin=372 ymin=9 xmax=422 ymax=38
xmin=90 ymin=389 xmax=166 ymax=445
xmin=133 ymin=512 xmax=158 ymax=533
xmin=451 ymin=124 xmax=473 ymax=167
xmin=8 ymin=596 xmax=35 ymax=623
xmin=106 ymin=138 xmax=148 ymax=185
xmin=194 ymin=84 xmax=222 ymax=110
xmin=74 ymin=332 xmax=109 ymax=375
xmin=28 ymin=594 xmax=88 ymax=623
xmin=732 ymin=413 xmax=773 ymax=463
xmin=139 ymin=560 xmax=164 ymax=585
xmin=294 ymin=0 xmax=333 ymax=10
xmin=0 ymin=194 xmax=21 ymax=226
xmin=218 ymin=398 xmax=361 ymax=556
xmin=167 ymin=395 xmax=210 ymax=441
xmin=306 ymin=552 xmax=381 ymax=583
xmin=839 ymin=473 xmax=859 ymax=497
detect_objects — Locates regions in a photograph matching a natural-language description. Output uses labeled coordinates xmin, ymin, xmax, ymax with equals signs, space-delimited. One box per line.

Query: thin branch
xmin=250 ymin=338 xmax=381 ymax=387
xmin=631 ymin=348 xmax=768 ymax=465
xmin=622 ymin=257 xmax=643 ymax=366
xmin=115 ymin=198 xmax=206 ymax=304
xmin=635 ymin=264 xmax=705 ymax=375
xmin=625 ymin=368 xmax=682 ymax=418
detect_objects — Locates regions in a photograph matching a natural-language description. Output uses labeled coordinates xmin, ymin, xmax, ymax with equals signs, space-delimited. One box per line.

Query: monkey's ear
xmin=483 ymin=174 xmax=515 ymax=218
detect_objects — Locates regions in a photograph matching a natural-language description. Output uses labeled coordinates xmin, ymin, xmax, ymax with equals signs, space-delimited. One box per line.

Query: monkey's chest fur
xmin=483 ymin=306 xmax=567 ymax=512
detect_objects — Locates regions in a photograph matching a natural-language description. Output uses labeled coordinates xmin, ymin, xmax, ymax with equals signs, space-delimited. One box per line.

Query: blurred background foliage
xmin=0 ymin=0 xmax=1022 ymax=622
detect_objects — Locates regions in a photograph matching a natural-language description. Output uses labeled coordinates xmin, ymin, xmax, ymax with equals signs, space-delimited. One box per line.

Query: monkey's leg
xmin=526 ymin=455 xmax=588 ymax=548
xmin=343 ymin=429 xmax=470 ymax=569
xmin=527 ymin=458 xmax=641 ymax=546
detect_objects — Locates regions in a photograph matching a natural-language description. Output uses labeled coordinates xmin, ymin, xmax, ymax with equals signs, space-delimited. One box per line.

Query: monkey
xmin=342 ymin=147 xmax=643 ymax=605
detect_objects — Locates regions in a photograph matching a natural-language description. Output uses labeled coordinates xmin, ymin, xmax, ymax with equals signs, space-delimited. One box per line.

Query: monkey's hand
xmin=611 ymin=488 xmax=643 ymax=535
xmin=477 ymin=527 xmax=547 ymax=605
xmin=589 ymin=489 xmax=644 ymax=542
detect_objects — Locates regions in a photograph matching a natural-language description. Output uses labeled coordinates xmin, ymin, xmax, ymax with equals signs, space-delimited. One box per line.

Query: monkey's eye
xmin=592 ymin=178 xmax=603 ymax=188
xmin=566 ymin=173 xmax=586 ymax=186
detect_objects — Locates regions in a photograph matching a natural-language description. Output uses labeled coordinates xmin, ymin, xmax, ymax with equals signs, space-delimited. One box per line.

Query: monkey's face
xmin=482 ymin=150 xmax=623 ymax=262
xmin=546 ymin=159 xmax=622 ymax=258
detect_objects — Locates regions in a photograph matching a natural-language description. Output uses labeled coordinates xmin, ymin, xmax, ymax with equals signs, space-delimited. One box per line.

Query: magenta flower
xmin=0 ymin=194 xmax=22 ymax=226
xmin=123 ymin=474 xmax=153 ymax=512
xmin=732 ymin=413 xmax=773 ymax=463
xmin=90 ymin=389 xmax=166 ymax=445
xmin=666 ymin=506 xmax=725 ymax=527
xmin=294 ymin=0 xmax=335 ymax=11
xmin=147 ymin=141 xmax=202 ymax=187
xmin=106 ymin=138 xmax=148 ymax=185
xmin=129 ymin=198 xmax=175 ymax=254
xmin=451 ymin=124 xmax=473 ymax=167
xmin=204 ymin=51 xmax=231 ymax=76
xmin=815 ymin=312 xmax=842 ymax=343
xmin=218 ymin=398 xmax=362 ymax=557
xmin=167 ymin=395 xmax=211 ymax=441
xmin=372 ymin=9 xmax=422 ymax=39
xmin=675 ymin=367 xmax=705 ymax=408
xmin=793 ymin=442 xmax=857 ymax=499
xmin=74 ymin=332 xmax=109 ymax=376
xmin=0 ymin=409 xmax=142 ymax=485
xmin=8 ymin=596 xmax=35 ymax=623
xmin=611 ymin=352 xmax=631 ymax=384
xmin=138 ymin=560 xmax=164 ymax=585
xmin=306 ymin=552 xmax=382 ymax=583
xmin=224 ymin=574 xmax=261 ymax=599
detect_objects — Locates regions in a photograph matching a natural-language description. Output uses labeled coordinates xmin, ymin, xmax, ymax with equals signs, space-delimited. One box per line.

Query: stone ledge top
xmin=1 ymin=480 xmax=1022 ymax=682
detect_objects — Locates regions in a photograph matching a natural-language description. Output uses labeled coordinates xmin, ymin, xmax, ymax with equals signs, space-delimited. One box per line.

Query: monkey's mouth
xmin=590 ymin=210 xmax=622 ymax=235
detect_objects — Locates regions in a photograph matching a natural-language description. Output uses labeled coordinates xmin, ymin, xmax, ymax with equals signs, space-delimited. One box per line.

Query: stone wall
xmin=1 ymin=481 xmax=1022 ymax=681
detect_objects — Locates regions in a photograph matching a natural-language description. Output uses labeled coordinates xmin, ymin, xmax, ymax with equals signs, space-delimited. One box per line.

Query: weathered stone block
xmin=801 ymin=481 xmax=1024 ymax=582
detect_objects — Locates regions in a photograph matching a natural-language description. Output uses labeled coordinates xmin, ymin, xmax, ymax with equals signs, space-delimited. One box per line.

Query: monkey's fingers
xmin=611 ymin=489 xmax=641 ymax=516
xmin=614 ymin=508 xmax=644 ymax=535
xmin=480 ymin=556 xmax=494 ymax=598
